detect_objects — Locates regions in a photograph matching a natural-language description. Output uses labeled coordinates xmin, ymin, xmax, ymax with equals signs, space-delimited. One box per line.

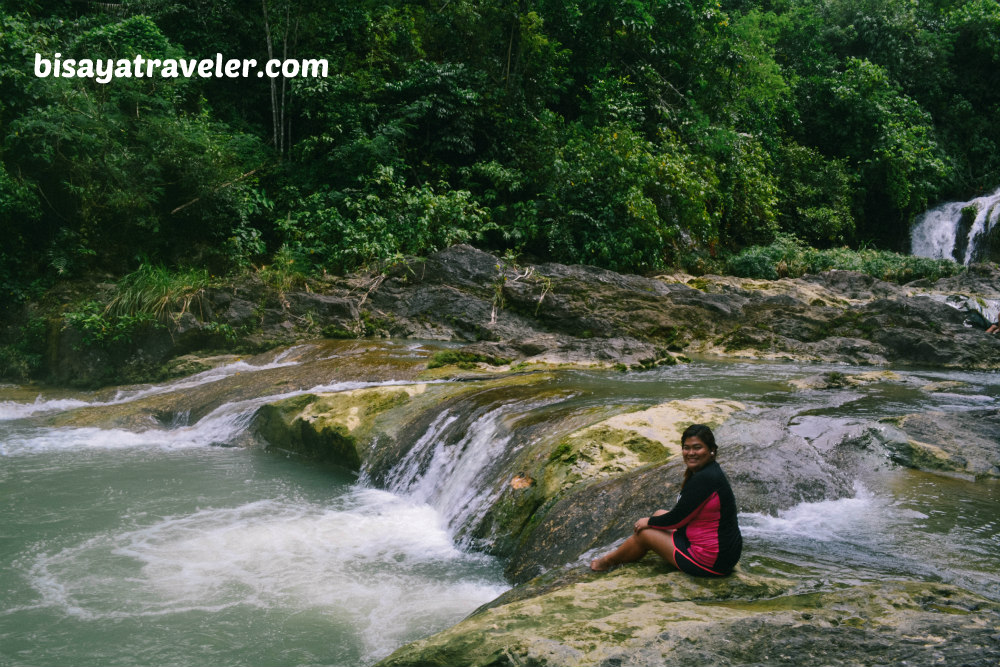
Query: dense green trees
xmin=1 ymin=0 xmax=998 ymax=307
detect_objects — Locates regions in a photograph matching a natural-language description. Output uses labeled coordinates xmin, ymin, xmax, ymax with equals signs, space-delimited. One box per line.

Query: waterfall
xmin=381 ymin=406 xmax=515 ymax=542
xmin=911 ymin=187 xmax=1000 ymax=264
xmin=378 ymin=395 xmax=566 ymax=546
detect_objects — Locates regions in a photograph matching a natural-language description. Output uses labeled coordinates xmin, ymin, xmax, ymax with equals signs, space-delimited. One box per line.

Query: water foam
xmin=0 ymin=396 xmax=93 ymax=421
xmin=24 ymin=487 xmax=506 ymax=662
xmin=1 ymin=380 xmax=431 ymax=457
xmin=740 ymin=483 xmax=927 ymax=543
xmin=0 ymin=403 xmax=257 ymax=456
xmin=384 ymin=406 xmax=517 ymax=539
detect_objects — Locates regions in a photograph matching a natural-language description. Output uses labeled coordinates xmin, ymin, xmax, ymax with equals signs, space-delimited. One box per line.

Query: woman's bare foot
xmin=589 ymin=556 xmax=612 ymax=572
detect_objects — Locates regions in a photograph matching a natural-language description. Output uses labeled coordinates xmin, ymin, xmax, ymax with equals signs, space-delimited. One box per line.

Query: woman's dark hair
xmin=680 ymin=424 xmax=717 ymax=488
xmin=681 ymin=424 xmax=717 ymax=453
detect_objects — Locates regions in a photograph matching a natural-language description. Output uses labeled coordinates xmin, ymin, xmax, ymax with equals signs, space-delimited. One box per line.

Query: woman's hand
xmin=633 ymin=517 xmax=650 ymax=534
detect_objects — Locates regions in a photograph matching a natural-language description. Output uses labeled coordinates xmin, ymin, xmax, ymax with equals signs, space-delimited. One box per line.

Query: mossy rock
xmin=250 ymin=385 xmax=425 ymax=469
xmin=426 ymin=349 xmax=512 ymax=369
xmin=790 ymin=370 xmax=903 ymax=391
xmin=376 ymin=559 xmax=1000 ymax=667
xmin=471 ymin=399 xmax=745 ymax=579
xmin=545 ymin=399 xmax=744 ymax=488
xmin=880 ymin=409 xmax=1000 ymax=479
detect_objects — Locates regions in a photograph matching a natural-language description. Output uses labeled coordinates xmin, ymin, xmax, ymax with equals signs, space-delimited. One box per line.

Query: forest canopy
xmin=2 ymin=0 xmax=998 ymax=303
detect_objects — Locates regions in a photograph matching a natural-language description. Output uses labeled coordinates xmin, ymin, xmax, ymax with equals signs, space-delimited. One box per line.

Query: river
xmin=1 ymin=345 xmax=998 ymax=666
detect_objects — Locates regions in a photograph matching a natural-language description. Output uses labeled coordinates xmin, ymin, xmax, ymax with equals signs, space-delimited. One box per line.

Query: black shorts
xmin=673 ymin=530 xmax=728 ymax=578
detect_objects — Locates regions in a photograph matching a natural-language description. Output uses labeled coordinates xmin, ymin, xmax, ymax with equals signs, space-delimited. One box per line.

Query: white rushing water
xmin=911 ymin=186 xmax=1000 ymax=263
xmin=19 ymin=488 xmax=505 ymax=663
xmin=0 ymin=360 xmax=508 ymax=667
xmin=384 ymin=407 xmax=513 ymax=536
xmin=0 ymin=349 xmax=306 ymax=421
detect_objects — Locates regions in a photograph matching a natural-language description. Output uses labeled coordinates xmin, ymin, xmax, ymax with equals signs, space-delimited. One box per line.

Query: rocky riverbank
xmin=377 ymin=561 xmax=1000 ymax=667
xmin=11 ymin=245 xmax=1000 ymax=388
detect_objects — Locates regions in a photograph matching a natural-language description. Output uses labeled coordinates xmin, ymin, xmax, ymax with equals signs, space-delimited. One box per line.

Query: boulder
xmin=882 ymin=409 xmax=1000 ymax=479
xmin=250 ymin=385 xmax=426 ymax=468
xmin=376 ymin=559 xmax=1000 ymax=667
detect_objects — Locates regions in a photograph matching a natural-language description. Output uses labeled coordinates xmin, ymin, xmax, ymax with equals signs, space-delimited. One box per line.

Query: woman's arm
xmin=645 ymin=467 xmax=717 ymax=530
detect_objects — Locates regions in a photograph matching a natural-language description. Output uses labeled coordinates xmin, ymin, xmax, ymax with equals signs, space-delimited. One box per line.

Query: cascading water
xmin=911 ymin=186 xmax=1000 ymax=264
xmin=383 ymin=406 xmax=515 ymax=539
xmin=380 ymin=397 xmax=561 ymax=545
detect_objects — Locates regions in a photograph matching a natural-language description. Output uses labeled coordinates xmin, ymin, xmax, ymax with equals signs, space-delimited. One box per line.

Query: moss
xmin=251 ymin=386 xmax=421 ymax=469
xmin=629 ymin=350 xmax=679 ymax=371
xmin=894 ymin=438 xmax=964 ymax=474
xmin=826 ymin=371 xmax=848 ymax=387
xmin=427 ymin=350 xmax=513 ymax=369
xmin=377 ymin=565 xmax=1000 ymax=667
xmin=321 ymin=325 xmax=355 ymax=339
xmin=687 ymin=277 xmax=712 ymax=292
xmin=549 ymin=441 xmax=575 ymax=462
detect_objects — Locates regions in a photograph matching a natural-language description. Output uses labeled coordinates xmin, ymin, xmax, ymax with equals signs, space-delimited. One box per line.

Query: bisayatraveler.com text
xmin=34 ymin=53 xmax=329 ymax=84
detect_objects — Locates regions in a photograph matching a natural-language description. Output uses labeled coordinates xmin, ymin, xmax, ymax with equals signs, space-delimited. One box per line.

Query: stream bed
xmin=1 ymin=345 xmax=998 ymax=666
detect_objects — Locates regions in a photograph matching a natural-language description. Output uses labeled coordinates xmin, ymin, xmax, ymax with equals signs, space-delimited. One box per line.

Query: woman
xmin=590 ymin=424 xmax=742 ymax=577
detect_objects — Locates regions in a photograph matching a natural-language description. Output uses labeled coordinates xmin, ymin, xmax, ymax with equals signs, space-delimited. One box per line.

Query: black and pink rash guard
xmin=647 ymin=460 xmax=742 ymax=575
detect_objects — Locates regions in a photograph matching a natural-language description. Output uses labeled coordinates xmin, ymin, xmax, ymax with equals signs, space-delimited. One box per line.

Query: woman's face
xmin=681 ymin=436 xmax=713 ymax=472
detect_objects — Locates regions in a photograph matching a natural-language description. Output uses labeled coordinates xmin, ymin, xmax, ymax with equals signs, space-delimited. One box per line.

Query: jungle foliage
xmin=2 ymin=0 xmax=997 ymax=306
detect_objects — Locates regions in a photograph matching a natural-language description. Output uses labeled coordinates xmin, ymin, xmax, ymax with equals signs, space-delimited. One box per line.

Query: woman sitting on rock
xmin=590 ymin=424 xmax=742 ymax=577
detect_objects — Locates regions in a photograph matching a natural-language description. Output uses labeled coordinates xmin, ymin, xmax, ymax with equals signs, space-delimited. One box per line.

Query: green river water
xmin=1 ymin=347 xmax=998 ymax=666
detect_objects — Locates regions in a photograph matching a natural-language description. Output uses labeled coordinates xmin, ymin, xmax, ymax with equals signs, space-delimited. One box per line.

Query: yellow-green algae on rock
xmin=479 ymin=399 xmax=745 ymax=581
xmin=546 ymin=399 xmax=745 ymax=489
xmin=881 ymin=410 xmax=1000 ymax=479
xmin=250 ymin=370 xmax=564 ymax=470
xmin=376 ymin=559 xmax=1000 ymax=667
xmin=789 ymin=370 xmax=903 ymax=391
xmin=252 ymin=385 xmax=429 ymax=468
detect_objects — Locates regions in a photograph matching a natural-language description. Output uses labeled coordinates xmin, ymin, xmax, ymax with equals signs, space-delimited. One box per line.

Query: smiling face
xmin=681 ymin=435 xmax=714 ymax=472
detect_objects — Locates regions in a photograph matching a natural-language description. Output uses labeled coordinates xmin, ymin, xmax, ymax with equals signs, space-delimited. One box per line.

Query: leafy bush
xmin=279 ymin=166 xmax=493 ymax=273
xmin=0 ymin=318 xmax=47 ymax=381
xmin=726 ymin=234 xmax=964 ymax=283
xmin=526 ymin=124 xmax=720 ymax=272
xmin=63 ymin=301 xmax=161 ymax=349
xmin=773 ymin=143 xmax=856 ymax=246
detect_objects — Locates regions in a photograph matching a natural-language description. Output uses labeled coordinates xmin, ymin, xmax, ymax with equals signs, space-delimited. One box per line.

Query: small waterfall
xmin=378 ymin=394 xmax=571 ymax=546
xmin=382 ymin=406 xmax=515 ymax=542
xmin=911 ymin=187 xmax=1000 ymax=264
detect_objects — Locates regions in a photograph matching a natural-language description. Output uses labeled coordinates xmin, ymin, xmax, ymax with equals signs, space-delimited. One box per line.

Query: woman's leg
xmin=590 ymin=526 xmax=679 ymax=571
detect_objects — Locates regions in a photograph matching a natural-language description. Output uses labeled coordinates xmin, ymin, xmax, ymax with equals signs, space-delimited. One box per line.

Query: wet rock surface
xmin=883 ymin=408 xmax=1000 ymax=479
xmin=376 ymin=558 xmax=1000 ymax=667
xmin=39 ymin=341 xmax=434 ymax=430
